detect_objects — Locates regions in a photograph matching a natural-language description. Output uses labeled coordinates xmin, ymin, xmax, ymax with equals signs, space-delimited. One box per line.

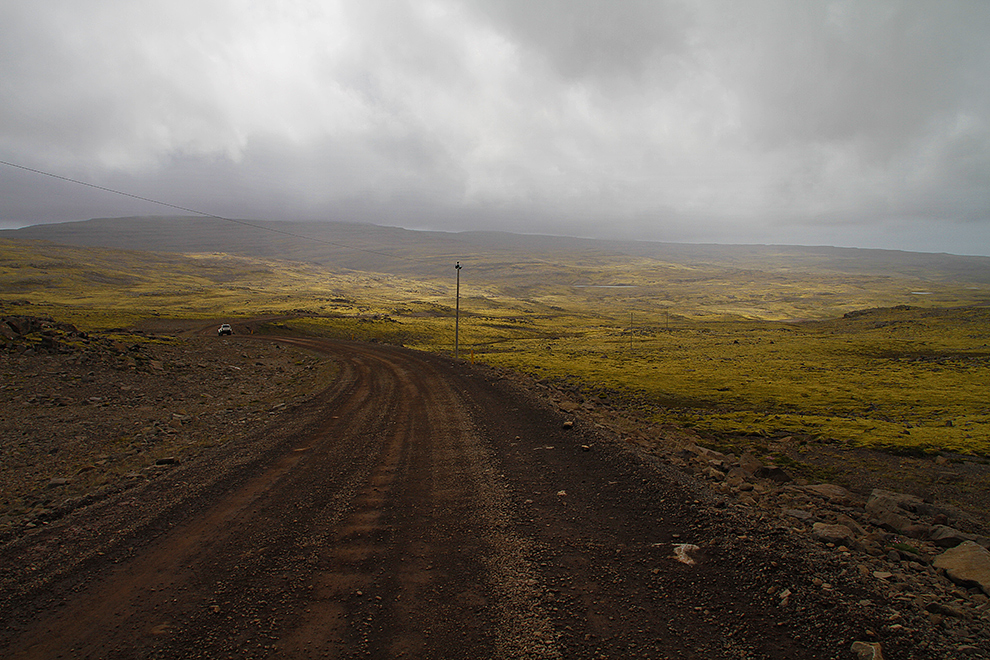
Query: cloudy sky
xmin=2 ymin=1 xmax=989 ymax=255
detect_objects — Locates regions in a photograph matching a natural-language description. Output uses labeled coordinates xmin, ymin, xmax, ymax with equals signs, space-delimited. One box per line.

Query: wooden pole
xmin=454 ymin=261 xmax=461 ymax=359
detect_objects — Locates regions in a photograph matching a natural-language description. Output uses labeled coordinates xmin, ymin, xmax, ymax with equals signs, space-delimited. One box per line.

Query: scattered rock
xmin=850 ymin=640 xmax=883 ymax=660
xmin=672 ymin=544 xmax=701 ymax=565
xmin=812 ymin=522 xmax=854 ymax=545
xmin=4 ymin=314 xmax=990 ymax=659
xmin=1 ymin=318 xmax=334 ymax=540
xmin=506 ymin=373 xmax=990 ymax=657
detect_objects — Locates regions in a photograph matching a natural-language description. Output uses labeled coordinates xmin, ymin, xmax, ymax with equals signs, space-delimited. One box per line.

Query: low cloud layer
xmin=2 ymin=1 xmax=988 ymax=254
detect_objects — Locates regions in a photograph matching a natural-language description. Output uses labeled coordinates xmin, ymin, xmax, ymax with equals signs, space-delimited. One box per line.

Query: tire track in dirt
xmin=1 ymin=339 xmax=560 ymax=659
xmin=453 ymin=369 xmax=893 ymax=659
xmin=1 ymin=337 xmax=906 ymax=659
xmin=273 ymin=341 xmax=560 ymax=659
xmin=2 ymin=341 xmax=398 ymax=659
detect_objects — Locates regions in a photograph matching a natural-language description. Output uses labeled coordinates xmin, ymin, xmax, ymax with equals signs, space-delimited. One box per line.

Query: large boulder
xmin=868 ymin=489 xmax=924 ymax=512
xmin=865 ymin=489 xmax=918 ymax=533
xmin=928 ymin=525 xmax=981 ymax=548
xmin=738 ymin=452 xmax=763 ymax=477
xmin=933 ymin=541 xmax=990 ymax=595
xmin=5 ymin=316 xmax=43 ymax=335
xmin=725 ymin=467 xmax=750 ymax=489
xmin=754 ymin=464 xmax=792 ymax=483
xmin=803 ymin=483 xmax=858 ymax=506
xmin=812 ymin=523 xmax=855 ymax=545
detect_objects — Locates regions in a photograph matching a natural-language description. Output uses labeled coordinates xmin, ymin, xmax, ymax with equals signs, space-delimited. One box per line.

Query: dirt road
xmin=0 ymin=337 xmax=907 ymax=659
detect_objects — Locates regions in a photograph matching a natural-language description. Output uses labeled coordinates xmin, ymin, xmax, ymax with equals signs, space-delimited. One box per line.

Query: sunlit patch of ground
xmin=3 ymin=238 xmax=988 ymax=457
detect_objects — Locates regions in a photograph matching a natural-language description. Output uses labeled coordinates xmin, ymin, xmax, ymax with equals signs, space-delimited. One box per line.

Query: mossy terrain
xmin=470 ymin=306 xmax=990 ymax=457
xmin=0 ymin=239 xmax=449 ymax=330
xmin=3 ymin=236 xmax=989 ymax=457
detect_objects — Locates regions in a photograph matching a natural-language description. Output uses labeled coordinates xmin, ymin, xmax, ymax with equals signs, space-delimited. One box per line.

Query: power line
xmin=0 ymin=158 xmax=416 ymax=263
xmin=2 ymin=158 xmax=475 ymax=357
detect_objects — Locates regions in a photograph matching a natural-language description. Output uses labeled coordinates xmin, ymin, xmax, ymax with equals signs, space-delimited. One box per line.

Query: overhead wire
xmin=0 ymin=158 xmax=423 ymax=263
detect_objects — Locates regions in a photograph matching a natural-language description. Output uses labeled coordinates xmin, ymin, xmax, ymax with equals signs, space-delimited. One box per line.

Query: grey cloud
xmin=466 ymin=0 xmax=693 ymax=82
xmin=708 ymin=2 xmax=990 ymax=155
xmin=1 ymin=0 xmax=988 ymax=255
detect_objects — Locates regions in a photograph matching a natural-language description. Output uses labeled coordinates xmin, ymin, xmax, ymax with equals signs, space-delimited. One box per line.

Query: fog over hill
xmin=5 ymin=216 xmax=990 ymax=287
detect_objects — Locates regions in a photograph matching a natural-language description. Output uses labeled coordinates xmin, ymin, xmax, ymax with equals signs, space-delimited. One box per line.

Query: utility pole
xmin=454 ymin=261 xmax=461 ymax=359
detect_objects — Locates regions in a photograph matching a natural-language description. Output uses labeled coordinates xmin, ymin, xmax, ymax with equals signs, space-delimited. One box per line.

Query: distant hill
xmin=4 ymin=216 xmax=990 ymax=287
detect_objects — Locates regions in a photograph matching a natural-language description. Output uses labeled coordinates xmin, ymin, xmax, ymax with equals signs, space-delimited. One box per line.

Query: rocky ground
xmin=533 ymin=378 xmax=990 ymax=658
xmin=0 ymin=315 xmax=333 ymax=538
xmin=2 ymin=314 xmax=990 ymax=658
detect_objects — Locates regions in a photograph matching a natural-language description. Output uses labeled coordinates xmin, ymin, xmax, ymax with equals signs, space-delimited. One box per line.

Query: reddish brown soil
xmin=0 ymin=335 xmax=941 ymax=659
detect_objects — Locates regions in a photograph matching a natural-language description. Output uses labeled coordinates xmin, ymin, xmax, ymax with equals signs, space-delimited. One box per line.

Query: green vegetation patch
xmin=4 ymin=237 xmax=988 ymax=456
xmin=473 ymin=308 xmax=990 ymax=457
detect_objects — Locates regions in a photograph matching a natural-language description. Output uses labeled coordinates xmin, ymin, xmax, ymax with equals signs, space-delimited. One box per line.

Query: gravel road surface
xmin=0 ymin=336 xmax=916 ymax=659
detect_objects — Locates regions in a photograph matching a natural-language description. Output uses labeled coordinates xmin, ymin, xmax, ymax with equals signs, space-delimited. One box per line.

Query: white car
xmin=218 ymin=323 xmax=233 ymax=336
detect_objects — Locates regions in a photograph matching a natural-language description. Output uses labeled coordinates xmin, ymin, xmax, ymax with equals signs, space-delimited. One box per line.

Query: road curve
xmin=1 ymin=338 xmax=886 ymax=659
